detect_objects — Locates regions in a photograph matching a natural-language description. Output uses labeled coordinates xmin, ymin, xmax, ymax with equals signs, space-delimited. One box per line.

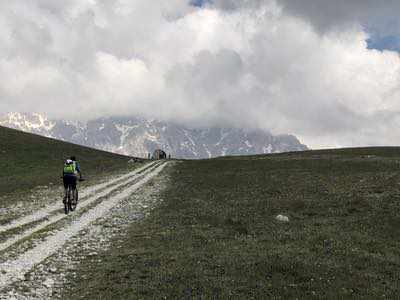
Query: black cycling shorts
xmin=63 ymin=174 xmax=77 ymax=189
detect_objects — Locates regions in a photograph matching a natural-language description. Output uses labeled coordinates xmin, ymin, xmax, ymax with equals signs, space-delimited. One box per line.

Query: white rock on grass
xmin=276 ymin=214 xmax=289 ymax=222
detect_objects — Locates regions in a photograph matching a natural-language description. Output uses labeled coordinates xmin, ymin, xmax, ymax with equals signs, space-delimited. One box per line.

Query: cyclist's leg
xmin=62 ymin=176 xmax=68 ymax=203
xmin=71 ymin=176 xmax=77 ymax=200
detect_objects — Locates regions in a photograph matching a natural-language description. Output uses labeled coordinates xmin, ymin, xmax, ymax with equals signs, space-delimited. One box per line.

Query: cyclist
xmin=63 ymin=156 xmax=83 ymax=201
xmin=62 ymin=159 xmax=77 ymax=203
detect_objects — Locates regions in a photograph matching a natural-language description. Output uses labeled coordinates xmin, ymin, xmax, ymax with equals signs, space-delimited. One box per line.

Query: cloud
xmin=277 ymin=0 xmax=400 ymax=35
xmin=0 ymin=0 xmax=400 ymax=149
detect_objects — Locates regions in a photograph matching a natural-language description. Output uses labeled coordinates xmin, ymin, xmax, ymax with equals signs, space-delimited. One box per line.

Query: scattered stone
xmin=43 ymin=278 xmax=54 ymax=288
xmin=276 ymin=214 xmax=289 ymax=222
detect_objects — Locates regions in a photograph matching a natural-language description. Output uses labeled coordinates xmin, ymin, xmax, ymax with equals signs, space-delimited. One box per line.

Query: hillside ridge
xmin=0 ymin=125 xmax=139 ymax=196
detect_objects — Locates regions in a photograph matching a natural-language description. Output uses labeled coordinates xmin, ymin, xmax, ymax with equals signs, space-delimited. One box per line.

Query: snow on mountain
xmin=0 ymin=113 xmax=308 ymax=159
xmin=0 ymin=112 xmax=55 ymax=137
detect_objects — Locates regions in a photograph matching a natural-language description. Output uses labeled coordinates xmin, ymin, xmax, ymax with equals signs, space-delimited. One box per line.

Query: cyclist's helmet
xmin=66 ymin=159 xmax=73 ymax=165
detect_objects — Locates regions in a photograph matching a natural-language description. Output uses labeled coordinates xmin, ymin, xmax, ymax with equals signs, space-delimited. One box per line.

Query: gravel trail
xmin=0 ymin=161 xmax=158 ymax=235
xmin=0 ymin=162 xmax=167 ymax=290
xmin=0 ymin=161 xmax=161 ymax=253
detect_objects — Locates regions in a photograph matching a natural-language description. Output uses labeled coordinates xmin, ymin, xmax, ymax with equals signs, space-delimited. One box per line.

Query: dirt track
xmin=0 ymin=161 xmax=168 ymax=298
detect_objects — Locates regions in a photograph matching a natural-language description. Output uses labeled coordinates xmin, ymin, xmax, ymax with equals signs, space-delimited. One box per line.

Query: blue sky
xmin=190 ymin=0 xmax=210 ymax=7
xmin=367 ymin=35 xmax=400 ymax=52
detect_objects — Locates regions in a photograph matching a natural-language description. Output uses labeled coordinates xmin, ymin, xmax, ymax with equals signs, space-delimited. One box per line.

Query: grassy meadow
xmin=64 ymin=148 xmax=400 ymax=298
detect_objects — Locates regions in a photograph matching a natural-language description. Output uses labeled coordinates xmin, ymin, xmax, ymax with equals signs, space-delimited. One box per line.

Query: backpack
xmin=64 ymin=162 xmax=76 ymax=174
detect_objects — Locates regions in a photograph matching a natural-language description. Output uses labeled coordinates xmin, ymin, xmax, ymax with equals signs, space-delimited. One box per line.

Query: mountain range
xmin=0 ymin=112 xmax=307 ymax=159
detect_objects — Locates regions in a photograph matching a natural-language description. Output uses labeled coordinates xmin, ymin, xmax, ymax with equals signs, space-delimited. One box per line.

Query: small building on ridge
xmin=153 ymin=149 xmax=167 ymax=160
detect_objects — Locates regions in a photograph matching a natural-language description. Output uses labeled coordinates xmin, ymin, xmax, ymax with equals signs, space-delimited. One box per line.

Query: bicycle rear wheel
xmin=64 ymin=186 xmax=71 ymax=214
xmin=70 ymin=188 xmax=78 ymax=211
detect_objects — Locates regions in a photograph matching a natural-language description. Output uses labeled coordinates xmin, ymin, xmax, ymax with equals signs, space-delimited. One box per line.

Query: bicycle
xmin=63 ymin=178 xmax=85 ymax=215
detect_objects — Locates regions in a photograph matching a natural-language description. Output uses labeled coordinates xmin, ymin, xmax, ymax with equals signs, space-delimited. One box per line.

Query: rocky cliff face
xmin=0 ymin=113 xmax=308 ymax=159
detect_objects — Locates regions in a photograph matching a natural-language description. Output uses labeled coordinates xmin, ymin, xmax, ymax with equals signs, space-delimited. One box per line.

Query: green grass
xmin=0 ymin=126 xmax=143 ymax=197
xmin=63 ymin=148 xmax=399 ymax=298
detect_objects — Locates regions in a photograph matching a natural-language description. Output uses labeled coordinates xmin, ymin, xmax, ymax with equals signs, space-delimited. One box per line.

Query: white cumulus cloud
xmin=0 ymin=0 xmax=400 ymax=149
